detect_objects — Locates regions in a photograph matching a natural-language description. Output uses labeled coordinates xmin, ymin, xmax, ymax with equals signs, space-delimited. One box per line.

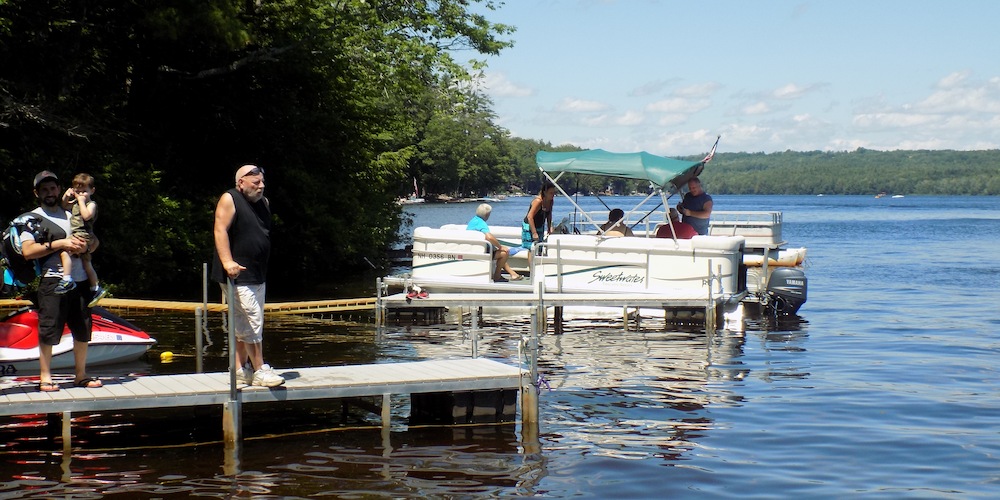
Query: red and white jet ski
xmin=0 ymin=306 xmax=156 ymax=374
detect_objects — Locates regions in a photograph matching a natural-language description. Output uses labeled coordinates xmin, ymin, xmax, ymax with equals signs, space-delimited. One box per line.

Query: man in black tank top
xmin=211 ymin=165 xmax=284 ymax=387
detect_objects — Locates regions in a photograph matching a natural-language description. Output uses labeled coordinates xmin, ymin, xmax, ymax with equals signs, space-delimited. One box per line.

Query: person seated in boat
xmin=676 ymin=176 xmax=713 ymax=235
xmin=598 ymin=208 xmax=634 ymax=237
xmin=467 ymin=203 xmax=522 ymax=282
xmin=656 ymin=208 xmax=698 ymax=239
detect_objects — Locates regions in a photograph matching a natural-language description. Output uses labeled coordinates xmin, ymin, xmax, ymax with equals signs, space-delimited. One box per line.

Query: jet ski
xmin=0 ymin=306 xmax=156 ymax=374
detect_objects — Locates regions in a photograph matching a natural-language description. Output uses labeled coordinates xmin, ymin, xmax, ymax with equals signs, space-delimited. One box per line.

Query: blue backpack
xmin=0 ymin=212 xmax=55 ymax=292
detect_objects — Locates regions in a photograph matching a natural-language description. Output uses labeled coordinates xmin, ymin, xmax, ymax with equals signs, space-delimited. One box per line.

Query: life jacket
xmin=1 ymin=212 xmax=60 ymax=294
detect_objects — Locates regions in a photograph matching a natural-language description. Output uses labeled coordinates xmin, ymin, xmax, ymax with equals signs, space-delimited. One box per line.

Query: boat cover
xmin=535 ymin=149 xmax=706 ymax=190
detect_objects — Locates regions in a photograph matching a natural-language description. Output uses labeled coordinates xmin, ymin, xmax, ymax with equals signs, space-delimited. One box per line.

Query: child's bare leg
xmin=59 ymin=250 xmax=73 ymax=281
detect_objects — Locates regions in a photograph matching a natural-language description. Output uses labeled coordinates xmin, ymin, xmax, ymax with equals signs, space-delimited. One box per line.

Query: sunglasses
xmin=241 ymin=167 xmax=264 ymax=178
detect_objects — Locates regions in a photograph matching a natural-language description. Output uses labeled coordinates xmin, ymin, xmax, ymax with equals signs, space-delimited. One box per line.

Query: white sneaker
xmin=252 ymin=364 xmax=285 ymax=387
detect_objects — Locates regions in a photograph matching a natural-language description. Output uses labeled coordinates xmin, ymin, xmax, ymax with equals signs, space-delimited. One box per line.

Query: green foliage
xmin=0 ymin=0 xmax=513 ymax=297
xmin=701 ymin=149 xmax=1000 ymax=195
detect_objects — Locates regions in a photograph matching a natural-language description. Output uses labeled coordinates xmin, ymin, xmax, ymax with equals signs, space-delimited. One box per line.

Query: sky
xmin=470 ymin=0 xmax=1000 ymax=156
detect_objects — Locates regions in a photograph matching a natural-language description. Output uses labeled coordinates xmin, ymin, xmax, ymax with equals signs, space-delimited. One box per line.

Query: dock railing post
xmin=196 ymin=262 xmax=209 ymax=373
xmin=375 ymin=277 xmax=383 ymax=340
xmin=706 ymin=260 xmax=716 ymax=332
xmin=195 ymin=306 xmax=204 ymax=373
xmin=556 ymin=240 xmax=563 ymax=292
xmin=202 ymin=262 xmax=209 ymax=334
xmin=223 ymin=278 xmax=241 ymax=445
xmin=471 ymin=302 xmax=479 ymax=358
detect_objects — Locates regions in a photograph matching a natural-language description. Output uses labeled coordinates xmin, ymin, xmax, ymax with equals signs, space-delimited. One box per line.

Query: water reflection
xmin=0 ymin=306 xmax=810 ymax=497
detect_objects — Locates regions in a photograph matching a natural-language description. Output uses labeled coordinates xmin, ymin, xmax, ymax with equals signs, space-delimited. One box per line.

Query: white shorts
xmin=221 ymin=283 xmax=265 ymax=344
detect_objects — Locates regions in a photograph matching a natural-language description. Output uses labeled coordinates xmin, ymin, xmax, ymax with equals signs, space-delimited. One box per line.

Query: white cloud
xmin=742 ymin=101 xmax=771 ymax=115
xmin=614 ymin=110 xmax=645 ymax=126
xmin=853 ymin=112 xmax=938 ymax=128
xmin=653 ymin=129 xmax=719 ymax=155
xmin=773 ymin=83 xmax=812 ymax=99
xmin=917 ymin=86 xmax=1000 ymax=113
xmin=936 ymin=71 xmax=971 ymax=89
xmin=646 ymin=97 xmax=710 ymax=114
xmin=629 ymin=79 xmax=679 ymax=97
xmin=675 ymin=82 xmax=722 ymax=98
xmin=656 ymin=114 xmax=688 ymax=127
xmin=483 ymin=72 xmax=535 ymax=98
xmin=557 ymin=97 xmax=610 ymax=113
xmin=581 ymin=114 xmax=610 ymax=126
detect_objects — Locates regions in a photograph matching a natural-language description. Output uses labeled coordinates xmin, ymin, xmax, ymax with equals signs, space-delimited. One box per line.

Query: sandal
xmin=74 ymin=377 xmax=103 ymax=388
xmin=38 ymin=381 xmax=60 ymax=392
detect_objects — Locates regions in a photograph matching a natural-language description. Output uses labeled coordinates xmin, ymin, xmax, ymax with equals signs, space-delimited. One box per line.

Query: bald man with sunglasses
xmin=211 ymin=165 xmax=284 ymax=387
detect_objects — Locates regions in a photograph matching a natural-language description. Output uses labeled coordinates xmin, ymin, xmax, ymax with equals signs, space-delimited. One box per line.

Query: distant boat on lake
xmin=398 ymin=177 xmax=426 ymax=205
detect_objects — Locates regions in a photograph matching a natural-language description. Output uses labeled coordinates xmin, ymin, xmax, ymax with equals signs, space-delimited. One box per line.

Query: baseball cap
xmin=33 ymin=170 xmax=59 ymax=189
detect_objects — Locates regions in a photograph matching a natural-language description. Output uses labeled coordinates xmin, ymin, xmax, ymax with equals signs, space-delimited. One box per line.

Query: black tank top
xmin=524 ymin=198 xmax=548 ymax=237
xmin=211 ymin=188 xmax=271 ymax=285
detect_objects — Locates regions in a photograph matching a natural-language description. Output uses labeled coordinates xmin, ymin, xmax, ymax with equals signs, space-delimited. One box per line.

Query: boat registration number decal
xmin=425 ymin=253 xmax=463 ymax=260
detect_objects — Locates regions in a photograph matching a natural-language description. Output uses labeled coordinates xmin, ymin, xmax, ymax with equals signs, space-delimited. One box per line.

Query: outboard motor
xmin=766 ymin=267 xmax=807 ymax=315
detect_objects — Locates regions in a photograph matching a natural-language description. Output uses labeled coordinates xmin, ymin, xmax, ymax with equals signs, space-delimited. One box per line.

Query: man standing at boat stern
xmin=20 ymin=170 xmax=98 ymax=391
xmin=211 ymin=165 xmax=284 ymax=387
xmin=677 ymin=176 xmax=713 ymax=235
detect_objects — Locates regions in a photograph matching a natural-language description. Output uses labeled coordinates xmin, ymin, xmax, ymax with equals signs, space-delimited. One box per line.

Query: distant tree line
xmin=506 ymin=142 xmax=1000 ymax=197
xmin=1 ymin=2 xmax=995 ymax=298
xmin=701 ymin=149 xmax=1000 ymax=196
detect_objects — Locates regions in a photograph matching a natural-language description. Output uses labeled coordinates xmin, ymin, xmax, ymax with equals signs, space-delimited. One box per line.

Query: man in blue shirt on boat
xmin=676 ymin=177 xmax=713 ymax=235
xmin=467 ymin=203 xmax=522 ymax=282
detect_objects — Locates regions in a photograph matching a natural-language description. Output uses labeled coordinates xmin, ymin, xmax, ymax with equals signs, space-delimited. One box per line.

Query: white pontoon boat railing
xmin=707 ymin=211 xmax=785 ymax=249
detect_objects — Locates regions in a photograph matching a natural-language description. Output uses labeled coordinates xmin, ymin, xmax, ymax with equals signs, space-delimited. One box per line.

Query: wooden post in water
xmin=223 ymin=278 xmax=241 ymax=444
xmin=522 ymin=308 xmax=540 ymax=430
xmin=61 ymin=410 xmax=71 ymax=453
xmin=381 ymin=393 xmax=392 ymax=455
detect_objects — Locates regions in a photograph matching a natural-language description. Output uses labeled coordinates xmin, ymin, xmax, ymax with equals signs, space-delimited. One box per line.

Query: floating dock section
xmin=376 ymin=279 xmax=737 ymax=332
xmin=0 ymin=359 xmax=528 ymax=447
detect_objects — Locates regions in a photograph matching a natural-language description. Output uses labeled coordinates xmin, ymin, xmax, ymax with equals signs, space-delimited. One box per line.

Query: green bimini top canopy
xmin=535 ymin=149 xmax=707 ymax=191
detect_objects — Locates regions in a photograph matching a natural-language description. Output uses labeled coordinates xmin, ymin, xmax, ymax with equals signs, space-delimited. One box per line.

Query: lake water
xmin=2 ymin=195 xmax=999 ymax=498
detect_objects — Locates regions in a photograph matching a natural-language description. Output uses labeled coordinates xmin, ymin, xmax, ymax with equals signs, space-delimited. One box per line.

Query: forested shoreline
xmin=504 ymin=139 xmax=1000 ymax=197
xmin=1 ymin=2 xmax=996 ymax=297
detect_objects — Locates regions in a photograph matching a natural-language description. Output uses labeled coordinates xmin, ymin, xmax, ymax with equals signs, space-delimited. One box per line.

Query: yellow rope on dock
xmin=0 ymin=297 xmax=376 ymax=315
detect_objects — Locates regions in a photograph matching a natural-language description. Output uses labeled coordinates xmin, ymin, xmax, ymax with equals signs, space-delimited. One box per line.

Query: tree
xmin=0 ymin=0 xmax=515 ymax=296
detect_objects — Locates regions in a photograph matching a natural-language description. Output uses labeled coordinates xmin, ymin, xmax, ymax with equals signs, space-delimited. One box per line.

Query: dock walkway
xmin=0 ymin=358 xmax=523 ymax=418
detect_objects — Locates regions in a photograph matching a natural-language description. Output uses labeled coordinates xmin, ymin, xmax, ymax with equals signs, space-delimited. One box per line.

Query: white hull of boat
xmin=410 ymin=226 xmax=745 ymax=299
xmin=0 ymin=307 xmax=156 ymax=374
xmin=0 ymin=332 xmax=155 ymax=372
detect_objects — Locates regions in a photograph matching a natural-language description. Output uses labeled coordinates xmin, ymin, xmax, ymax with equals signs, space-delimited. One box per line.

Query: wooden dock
xmin=0 ymin=358 xmax=528 ymax=445
xmin=0 ymin=358 xmax=522 ymax=417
